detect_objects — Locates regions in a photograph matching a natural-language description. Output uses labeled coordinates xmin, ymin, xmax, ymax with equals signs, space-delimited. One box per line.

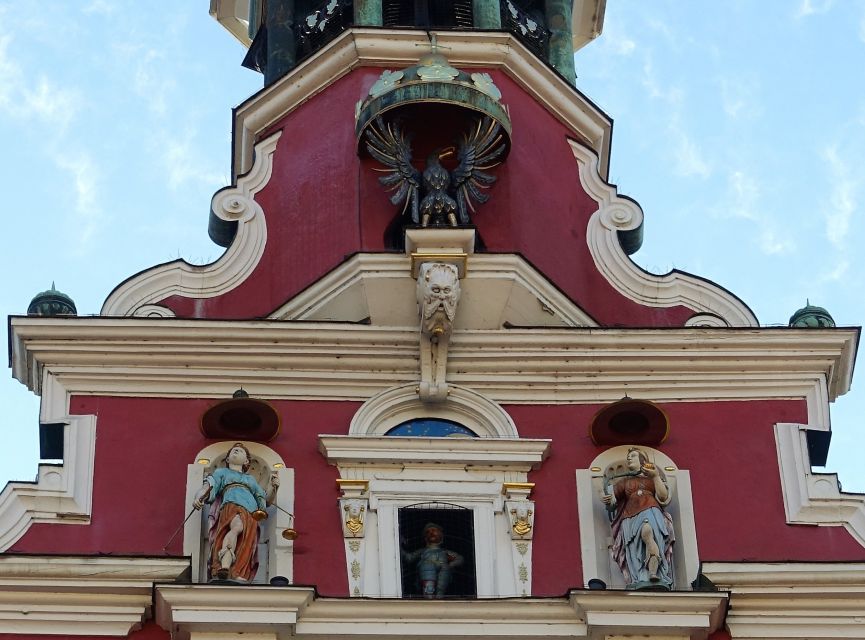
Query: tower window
xmin=383 ymin=0 xmax=474 ymax=28
xmin=399 ymin=503 xmax=477 ymax=598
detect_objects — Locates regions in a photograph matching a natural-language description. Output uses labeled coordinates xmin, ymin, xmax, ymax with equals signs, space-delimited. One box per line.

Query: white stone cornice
xmin=232 ymin=29 xmax=611 ymax=179
xmin=10 ymin=317 xmax=857 ymax=405
xmin=100 ymin=131 xmax=281 ymax=317
xmin=319 ymin=435 xmax=551 ymax=468
xmin=156 ymin=584 xmax=314 ymax=639
xmin=701 ymin=562 xmax=865 ymax=639
xmin=571 ymin=140 xmax=760 ymax=328
xmin=157 ymin=584 xmax=728 ymax=640
xmin=569 ymin=590 xmax=727 ymax=640
xmin=775 ymin=423 xmax=865 ymax=547
xmin=0 ymin=375 xmax=96 ymax=551
xmin=0 ymin=555 xmax=189 ymax=636
xmin=270 ymin=253 xmax=598 ymax=328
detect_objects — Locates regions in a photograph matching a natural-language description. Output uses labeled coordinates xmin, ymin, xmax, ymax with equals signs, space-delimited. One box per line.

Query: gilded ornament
xmin=348 ymin=540 xmax=361 ymax=553
xmin=369 ymin=69 xmax=404 ymax=98
xmin=471 ymin=73 xmax=502 ymax=101
xmin=518 ymin=562 xmax=528 ymax=582
xmin=341 ymin=499 xmax=366 ymax=538
xmin=351 ymin=559 xmax=361 ymax=579
xmin=516 ymin=542 xmax=529 ymax=555
xmin=353 ymin=586 xmax=361 ymax=596
xmin=416 ymin=55 xmax=459 ymax=81
xmin=512 ymin=519 xmax=532 ymax=537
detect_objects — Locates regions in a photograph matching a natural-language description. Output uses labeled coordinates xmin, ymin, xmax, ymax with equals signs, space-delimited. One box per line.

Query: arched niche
xmin=349 ymin=383 xmax=518 ymax=438
xmin=576 ymin=445 xmax=700 ymax=591
xmin=183 ymin=441 xmax=295 ymax=584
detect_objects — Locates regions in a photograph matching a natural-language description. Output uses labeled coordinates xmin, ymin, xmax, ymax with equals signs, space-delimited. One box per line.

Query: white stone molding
xmin=416 ymin=262 xmax=462 ymax=402
xmin=577 ymin=446 xmax=700 ymax=591
xmin=349 ymin=383 xmax=519 ymax=438
xmin=701 ymin=561 xmax=865 ymax=639
xmin=11 ymin=318 xmax=856 ymax=407
xmin=270 ymin=253 xmax=597 ymax=328
xmin=503 ymin=483 xmax=536 ymax=597
xmin=337 ymin=480 xmax=369 ymax=597
xmin=321 ymin=435 xmax=550 ymax=468
xmin=684 ymin=313 xmax=728 ymax=328
xmin=775 ymin=423 xmax=865 ymax=547
xmin=569 ymin=590 xmax=727 ymax=640
xmin=0 ymin=555 xmax=189 ymax=636
xmin=231 ymin=29 xmax=611 ymax=180
xmin=11 ymin=317 xmax=857 ymax=408
xmin=571 ymin=140 xmax=759 ymax=328
xmin=156 ymin=584 xmax=314 ymax=639
xmin=100 ymin=131 xmax=281 ymax=316
xmin=184 ymin=441 xmax=294 ymax=584
xmin=0 ymin=375 xmax=96 ymax=552
xmin=156 ymin=583 xmax=726 ymax=640
xmin=321 ymin=436 xmax=550 ymax=598
xmin=132 ymin=303 xmax=177 ymax=318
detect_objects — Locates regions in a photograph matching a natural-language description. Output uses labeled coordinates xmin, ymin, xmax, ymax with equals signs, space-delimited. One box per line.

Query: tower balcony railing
xmin=500 ymin=0 xmax=549 ymax=60
xmin=296 ymin=0 xmax=355 ymax=62
xmin=245 ymin=0 xmax=559 ymax=85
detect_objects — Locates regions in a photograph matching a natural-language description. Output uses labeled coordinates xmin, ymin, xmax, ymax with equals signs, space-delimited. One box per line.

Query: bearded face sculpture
xmin=417 ymin=263 xmax=461 ymax=339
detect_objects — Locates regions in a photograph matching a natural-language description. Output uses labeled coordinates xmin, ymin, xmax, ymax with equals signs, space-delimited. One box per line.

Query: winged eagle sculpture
xmin=365 ymin=116 xmax=506 ymax=227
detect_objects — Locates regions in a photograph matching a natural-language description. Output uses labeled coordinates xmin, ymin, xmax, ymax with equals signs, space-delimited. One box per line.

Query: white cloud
xmin=641 ymin=54 xmax=682 ymax=105
xmin=719 ymin=76 xmax=761 ymax=120
xmin=722 ymin=170 xmax=796 ymax=255
xmin=822 ymin=146 xmax=858 ymax=248
xmin=23 ymin=77 xmax=81 ymax=128
xmin=602 ymin=23 xmax=636 ymax=56
xmin=113 ymin=43 xmax=174 ymax=115
xmin=673 ymin=132 xmax=711 ymax=179
xmin=54 ymin=152 xmax=101 ymax=247
xmin=161 ymin=132 xmax=226 ymax=191
xmin=820 ymin=259 xmax=850 ymax=282
xmin=795 ymin=0 xmax=834 ymax=19
xmin=0 ymin=34 xmax=80 ymax=129
xmin=83 ymin=0 xmax=116 ymax=15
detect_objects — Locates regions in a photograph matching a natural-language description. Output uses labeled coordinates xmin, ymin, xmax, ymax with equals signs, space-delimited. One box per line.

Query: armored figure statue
xmin=600 ymin=447 xmax=675 ymax=590
xmin=402 ymin=522 xmax=464 ymax=598
xmin=193 ymin=443 xmax=279 ymax=582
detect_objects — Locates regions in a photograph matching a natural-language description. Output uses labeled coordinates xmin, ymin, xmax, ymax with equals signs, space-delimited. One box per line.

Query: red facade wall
xmin=9 ymin=395 xmax=863 ymax=597
xmin=156 ymin=68 xmax=699 ymax=327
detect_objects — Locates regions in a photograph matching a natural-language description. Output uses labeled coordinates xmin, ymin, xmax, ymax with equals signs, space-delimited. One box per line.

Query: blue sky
xmin=0 ymin=1 xmax=863 ymax=491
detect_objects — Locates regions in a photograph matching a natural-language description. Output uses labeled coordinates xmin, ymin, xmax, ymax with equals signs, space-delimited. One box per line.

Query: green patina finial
xmin=27 ymin=283 xmax=77 ymax=316
xmin=789 ymin=301 xmax=835 ymax=328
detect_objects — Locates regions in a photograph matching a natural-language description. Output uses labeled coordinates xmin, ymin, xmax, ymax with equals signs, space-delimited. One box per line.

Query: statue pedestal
xmin=405 ymin=227 xmax=475 ymax=278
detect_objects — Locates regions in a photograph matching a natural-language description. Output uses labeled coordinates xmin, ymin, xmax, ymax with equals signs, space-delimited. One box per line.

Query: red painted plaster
xmin=10 ymin=396 xmax=864 ymax=598
xmin=155 ymin=68 xmax=703 ymax=326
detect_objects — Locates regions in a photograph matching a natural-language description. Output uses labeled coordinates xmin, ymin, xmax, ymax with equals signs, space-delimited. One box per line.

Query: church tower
xmin=2 ymin=2 xmax=864 ymax=639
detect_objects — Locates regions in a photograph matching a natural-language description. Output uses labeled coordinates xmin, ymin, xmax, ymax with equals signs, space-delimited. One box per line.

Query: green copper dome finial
xmin=27 ymin=282 xmax=77 ymax=317
xmin=789 ymin=299 xmax=835 ymax=328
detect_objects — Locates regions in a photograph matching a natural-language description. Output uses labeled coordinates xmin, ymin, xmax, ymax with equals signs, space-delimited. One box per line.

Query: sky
xmin=0 ymin=1 xmax=863 ymax=492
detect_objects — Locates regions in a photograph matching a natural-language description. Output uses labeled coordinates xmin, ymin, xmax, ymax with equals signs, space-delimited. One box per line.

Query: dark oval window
xmin=385 ymin=418 xmax=478 ymax=438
